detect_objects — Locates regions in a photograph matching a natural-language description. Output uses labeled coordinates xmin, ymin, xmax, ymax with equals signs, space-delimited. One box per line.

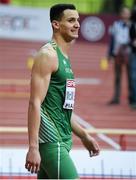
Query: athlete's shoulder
xmin=34 ymin=42 xmax=57 ymax=66
xmin=38 ymin=42 xmax=57 ymax=60
xmin=32 ymin=42 xmax=58 ymax=74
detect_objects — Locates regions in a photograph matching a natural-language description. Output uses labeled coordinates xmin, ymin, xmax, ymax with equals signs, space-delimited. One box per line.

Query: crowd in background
xmin=107 ymin=6 xmax=136 ymax=109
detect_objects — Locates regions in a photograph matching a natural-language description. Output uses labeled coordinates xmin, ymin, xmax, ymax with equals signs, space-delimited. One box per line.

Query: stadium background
xmin=0 ymin=0 xmax=136 ymax=179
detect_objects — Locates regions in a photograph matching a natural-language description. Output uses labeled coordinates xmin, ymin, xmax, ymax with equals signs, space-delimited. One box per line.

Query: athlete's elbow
xmin=29 ymin=98 xmax=41 ymax=111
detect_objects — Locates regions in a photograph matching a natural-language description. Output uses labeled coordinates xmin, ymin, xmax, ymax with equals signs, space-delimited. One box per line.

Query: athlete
xmin=25 ymin=4 xmax=100 ymax=179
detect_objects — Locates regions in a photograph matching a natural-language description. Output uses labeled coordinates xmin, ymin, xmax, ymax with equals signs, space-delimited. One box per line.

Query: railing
xmin=0 ymin=126 xmax=136 ymax=150
xmin=86 ymin=128 xmax=136 ymax=135
xmin=1 ymin=126 xmax=136 ymax=135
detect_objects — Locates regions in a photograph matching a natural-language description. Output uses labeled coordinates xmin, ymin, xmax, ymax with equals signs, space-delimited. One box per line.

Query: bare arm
xmin=71 ymin=113 xmax=100 ymax=157
xmin=25 ymin=48 xmax=57 ymax=173
xmin=28 ymin=60 xmax=51 ymax=149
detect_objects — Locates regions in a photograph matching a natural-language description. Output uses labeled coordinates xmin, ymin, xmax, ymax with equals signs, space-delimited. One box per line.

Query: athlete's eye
xmin=68 ymin=18 xmax=75 ymax=23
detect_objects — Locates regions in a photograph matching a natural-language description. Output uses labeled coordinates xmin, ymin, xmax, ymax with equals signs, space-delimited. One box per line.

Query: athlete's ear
xmin=52 ymin=20 xmax=60 ymax=30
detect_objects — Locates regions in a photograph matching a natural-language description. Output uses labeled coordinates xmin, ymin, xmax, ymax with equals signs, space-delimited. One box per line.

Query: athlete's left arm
xmin=71 ymin=113 xmax=100 ymax=157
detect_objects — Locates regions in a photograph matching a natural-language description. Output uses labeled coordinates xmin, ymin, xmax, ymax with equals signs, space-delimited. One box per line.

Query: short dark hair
xmin=130 ymin=6 xmax=136 ymax=22
xmin=50 ymin=4 xmax=76 ymax=22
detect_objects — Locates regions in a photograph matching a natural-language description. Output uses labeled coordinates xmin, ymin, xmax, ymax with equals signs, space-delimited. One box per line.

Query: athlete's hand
xmin=25 ymin=147 xmax=41 ymax=174
xmin=81 ymin=132 xmax=100 ymax=157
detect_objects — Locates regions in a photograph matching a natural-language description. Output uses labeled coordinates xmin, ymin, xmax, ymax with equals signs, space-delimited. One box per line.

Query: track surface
xmin=0 ymin=39 xmax=136 ymax=150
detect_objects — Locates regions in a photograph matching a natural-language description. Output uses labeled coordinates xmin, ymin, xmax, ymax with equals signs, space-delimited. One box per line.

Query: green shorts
xmin=38 ymin=142 xmax=79 ymax=179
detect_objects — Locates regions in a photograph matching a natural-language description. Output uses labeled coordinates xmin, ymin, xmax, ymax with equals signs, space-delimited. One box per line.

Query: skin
xmin=25 ymin=9 xmax=100 ymax=175
xmin=120 ymin=7 xmax=131 ymax=23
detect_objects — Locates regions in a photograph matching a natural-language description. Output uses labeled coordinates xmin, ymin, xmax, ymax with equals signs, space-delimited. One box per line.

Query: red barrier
xmin=119 ymin=134 xmax=127 ymax=151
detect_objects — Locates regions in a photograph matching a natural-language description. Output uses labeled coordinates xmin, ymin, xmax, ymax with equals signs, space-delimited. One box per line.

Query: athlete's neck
xmin=52 ymin=35 xmax=73 ymax=58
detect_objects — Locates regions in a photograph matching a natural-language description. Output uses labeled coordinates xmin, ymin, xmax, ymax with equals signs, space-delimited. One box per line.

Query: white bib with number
xmin=63 ymin=79 xmax=75 ymax=109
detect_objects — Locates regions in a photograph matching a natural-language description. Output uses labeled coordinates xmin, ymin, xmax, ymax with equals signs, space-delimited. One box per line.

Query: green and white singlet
xmin=39 ymin=41 xmax=75 ymax=149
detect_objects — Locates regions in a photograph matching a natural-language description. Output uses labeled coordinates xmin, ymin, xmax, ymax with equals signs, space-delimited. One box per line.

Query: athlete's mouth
xmin=71 ymin=29 xmax=79 ymax=34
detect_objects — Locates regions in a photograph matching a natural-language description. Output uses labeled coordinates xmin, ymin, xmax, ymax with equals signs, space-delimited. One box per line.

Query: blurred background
xmin=0 ymin=0 xmax=136 ymax=179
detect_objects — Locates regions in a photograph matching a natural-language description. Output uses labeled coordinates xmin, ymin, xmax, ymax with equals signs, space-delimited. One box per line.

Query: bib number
xmin=63 ymin=79 xmax=75 ymax=109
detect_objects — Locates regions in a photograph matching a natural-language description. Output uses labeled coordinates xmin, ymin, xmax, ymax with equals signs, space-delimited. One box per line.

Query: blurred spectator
xmin=129 ymin=6 xmax=136 ymax=109
xmin=107 ymin=6 xmax=131 ymax=105
xmin=113 ymin=0 xmax=124 ymax=14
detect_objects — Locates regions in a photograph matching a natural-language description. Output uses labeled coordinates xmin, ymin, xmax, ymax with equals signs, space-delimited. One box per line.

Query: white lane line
xmin=74 ymin=113 xmax=121 ymax=150
xmin=0 ymin=78 xmax=101 ymax=86
xmin=75 ymin=78 xmax=101 ymax=85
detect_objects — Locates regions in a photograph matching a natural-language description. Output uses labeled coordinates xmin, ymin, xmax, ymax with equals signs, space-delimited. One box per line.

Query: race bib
xmin=63 ymin=79 xmax=75 ymax=109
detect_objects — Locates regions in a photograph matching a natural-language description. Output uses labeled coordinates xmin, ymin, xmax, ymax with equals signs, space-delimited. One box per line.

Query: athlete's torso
xmin=39 ymin=41 xmax=75 ymax=148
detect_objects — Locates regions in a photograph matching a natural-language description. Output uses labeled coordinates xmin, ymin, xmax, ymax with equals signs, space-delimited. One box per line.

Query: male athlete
xmin=25 ymin=4 xmax=100 ymax=179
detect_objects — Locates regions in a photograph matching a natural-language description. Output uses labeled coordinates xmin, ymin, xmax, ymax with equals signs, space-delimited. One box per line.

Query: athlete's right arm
xmin=25 ymin=48 xmax=57 ymax=174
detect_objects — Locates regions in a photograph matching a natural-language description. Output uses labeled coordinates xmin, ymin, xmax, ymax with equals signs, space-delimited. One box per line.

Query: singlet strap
xmin=50 ymin=40 xmax=57 ymax=50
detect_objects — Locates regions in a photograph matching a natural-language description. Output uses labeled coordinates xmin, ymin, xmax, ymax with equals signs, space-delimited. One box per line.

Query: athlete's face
xmin=120 ymin=8 xmax=130 ymax=21
xmin=57 ymin=9 xmax=80 ymax=41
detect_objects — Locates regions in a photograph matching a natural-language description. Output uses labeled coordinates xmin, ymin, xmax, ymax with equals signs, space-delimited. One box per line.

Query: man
xmin=107 ymin=6 xmax=131 ymax=105
xmin=25 ymin=4 xmax=100 ymax=179
xmin=129 ymin=6 xmax=136 ymax=109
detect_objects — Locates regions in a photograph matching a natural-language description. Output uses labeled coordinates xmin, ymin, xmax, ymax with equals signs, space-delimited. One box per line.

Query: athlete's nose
xmin=74 ymin=20 xmax=80 ymax=29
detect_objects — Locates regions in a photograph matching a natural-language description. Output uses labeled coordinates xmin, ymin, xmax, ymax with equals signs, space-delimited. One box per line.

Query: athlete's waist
xmin=39 ymin=138 xmax=72 ymax=152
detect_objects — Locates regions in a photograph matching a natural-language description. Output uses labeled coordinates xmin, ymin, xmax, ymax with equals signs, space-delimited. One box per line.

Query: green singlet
xmin=38 ymin=41 xmax=78 ymax=179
